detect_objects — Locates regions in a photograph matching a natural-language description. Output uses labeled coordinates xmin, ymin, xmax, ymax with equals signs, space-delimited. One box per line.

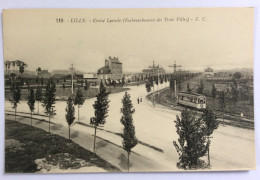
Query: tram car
xmin=177 ymin=92 xmax=206 ymax=109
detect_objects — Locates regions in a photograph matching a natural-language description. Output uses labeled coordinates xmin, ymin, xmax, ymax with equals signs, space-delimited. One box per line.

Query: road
xmin=5 ymin=82 xmax=256 ymax=172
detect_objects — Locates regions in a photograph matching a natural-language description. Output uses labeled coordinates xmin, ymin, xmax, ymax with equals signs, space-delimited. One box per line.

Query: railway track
xmin=146 ymin=88 xmax=254 ymax=130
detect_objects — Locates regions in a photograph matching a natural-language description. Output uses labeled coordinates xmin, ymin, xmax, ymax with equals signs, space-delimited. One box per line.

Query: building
xmin=83 ymin=73 xmax=98 ymax=86
xmin=39 ymin=70 xmax=51 ymax=78
xmin=97 ymin=56 xmax=123 ymax=82
xmin=142 ymin=66 xmax=165 ymax=75
xmin=204 ymin=67 xmax=214 ymax=76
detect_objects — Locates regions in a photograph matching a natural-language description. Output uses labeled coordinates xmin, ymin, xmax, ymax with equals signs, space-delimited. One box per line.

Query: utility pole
xmin=169 ymin=60 xmax=181 ymax=73
xmin=69 ymin=64 xmax=75 ymax=94
xmin=169 ymin=61 xmax=181 ymax=99
xmin=148 ymin=61 xmax=161 ymax=106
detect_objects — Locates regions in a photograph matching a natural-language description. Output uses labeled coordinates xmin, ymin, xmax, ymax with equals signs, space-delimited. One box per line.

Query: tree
xmin=197 ymin=80 xmax=204 ymax=94
xmin=11 ymin=61 xmax=16 ymax=74
xmin=211 ymin=83 xmax=217 ymax=99
xmin=164 ymin=74 xmax=168 ymax=83
xmin=42 ymin=80 xmax=56 ymax=132
xmin=170 ymin=78 xmax=175 ymax=92
xmin=201 ymin=109 xmax=219 ymax=166
xmin=19 ymin=64 xmax=25 ymax=77
xmin=173 ymin=109 xmax=208 ymax=169
xmin=10 ymin=73 xmax=16 ymax=85
xmin=74 ymin=87 xmax=85 ymax=122
xmin=112 ymin=80 xmax=116 ymax=88
xmin=120 ymin=92 xmax=138 ymax=172
xmin=65 ymin=95 xmax=75 ymax=142
xmin=84 ymin=80 xmax=90 ymax=91
xmin=219 ymin=91 xmax=227 ymax=123
xmin=36 ymin=67 xmax=42 ymax=78
xmin=233 ymin=72 xmax=242 ymax=80
xmin=92 ymin=80 xmax=110 ymax=152
xmin=177 ymin=80 xmax=182 ymax=91
xmin=231 ymin=79 xmax=239 ymax=103
xmin=5 ymin=60 xmax=11 ymax=75
xmin=145 ymin=81 xmax=151 ymax=93
xmin=10 ymin=83 xmax=21 ymax=121
xmin=155 ymin=76 xmax=159 ymax=91
xmin=187 ymin=82 xmax=192 ymax=93
xmin=164 ymin=75 xmax=168 ymax=87
xmin=41 ymin=77 xmax=44 ymax=86
xmin=35 ymin=86 xmax=42 ymax=114
xmin=122 ymin=77 xmax=126 ymax=86
xmin=160 ymin=77 xmax=164 ymax=85
xmin=27 ymin=88 xmax=35 ymax=126
xmin=15 ymin=60 xmax=21 ymax=76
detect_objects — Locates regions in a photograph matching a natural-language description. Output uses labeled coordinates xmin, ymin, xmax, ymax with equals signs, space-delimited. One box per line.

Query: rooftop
xmin=97 ymin=66 xmax=111 ymax=74
xmin=204 ymin=67 xmax=214 ymax=72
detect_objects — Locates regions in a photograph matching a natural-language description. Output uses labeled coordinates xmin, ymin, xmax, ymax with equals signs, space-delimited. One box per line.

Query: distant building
xmin=175 ymin=70 xmax=190 ymax=75
xmin=39 ymin=70 xmax=51 ymax=78
xmin=52 ymin=70 xmax=84 ymax=78
xmin=83 ymin=73 xmax=98 ymax=86
xmin=97 ymin=56 xmax=123 ymax=82
xmin=52 ymin=70 xmax=71 ymax=76
xmin=204 ymin=67 xmax=214 ymax=76
xmin=142 ymin=66 xmax=165 ymax=75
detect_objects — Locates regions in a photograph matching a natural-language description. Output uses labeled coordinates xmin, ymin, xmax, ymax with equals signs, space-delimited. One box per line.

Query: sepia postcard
xmin=2 ymin=8 xmax=255 ymax=173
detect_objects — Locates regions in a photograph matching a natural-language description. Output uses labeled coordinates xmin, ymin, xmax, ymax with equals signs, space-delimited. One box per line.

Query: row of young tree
xmin=145 ymin=72 xmax=197 ymax=94
xmin=9 ymin=80 xmax=138 ymax=172
xmin=145 ymin=74 xmax=169 ymax=93
xmin=174 ymin=108 xmax=219 ymax=169
xmin=64 ymin=81 xmax=138 ymax=172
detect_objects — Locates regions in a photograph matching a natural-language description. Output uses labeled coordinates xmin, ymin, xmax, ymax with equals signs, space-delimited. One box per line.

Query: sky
xmin=2 ymin=8 xmax=254 ymax=73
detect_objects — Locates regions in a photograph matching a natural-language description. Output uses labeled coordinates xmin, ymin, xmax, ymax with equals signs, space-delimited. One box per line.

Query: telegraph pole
xmin=69 ymin=64 xmax=75 ymax=94
xmin=169 ymin=61 xmax=181 ymax=99
xmin=148 ymin=61 xmax=161 ymax=106
xmin=169 ymin=60 xmax=181 ymax=73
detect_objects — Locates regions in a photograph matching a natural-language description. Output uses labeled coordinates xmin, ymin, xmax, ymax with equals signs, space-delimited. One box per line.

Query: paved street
xmin=5 ymin=82 xmax=256 ymax=171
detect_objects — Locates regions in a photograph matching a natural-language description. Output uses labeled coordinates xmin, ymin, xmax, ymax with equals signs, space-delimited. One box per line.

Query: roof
xmin=110 ymin=59 xmax=122 ymax=64
xmin=204 ymin=67 xmax=214 ymax=72
xmin=178 ymin=92 xmax=206 ymax=98
xmin=41 ymin=70 xmax=50 ymax=74
xmin=83 ymin=74 xmax=97 ymax=79
xmin=97 ymin=66 xmax=111 ymax=74
xmin=107 ymin=57 xmax=122 ymax=64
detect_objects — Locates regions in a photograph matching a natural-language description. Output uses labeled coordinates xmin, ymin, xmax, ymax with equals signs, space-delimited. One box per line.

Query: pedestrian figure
xmin=140 ymin=97 xmax=142 ymax=103
xmin=137 ymin=97 xmax=139 ymax=104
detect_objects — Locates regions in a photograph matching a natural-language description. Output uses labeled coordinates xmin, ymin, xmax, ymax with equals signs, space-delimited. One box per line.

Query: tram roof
xmin=178 ymin=92 xmax=206 ymax=98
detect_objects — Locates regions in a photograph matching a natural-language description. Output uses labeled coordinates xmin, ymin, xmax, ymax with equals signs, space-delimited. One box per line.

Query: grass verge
xmin=5 ymin=120 xmax=120 ymax=173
